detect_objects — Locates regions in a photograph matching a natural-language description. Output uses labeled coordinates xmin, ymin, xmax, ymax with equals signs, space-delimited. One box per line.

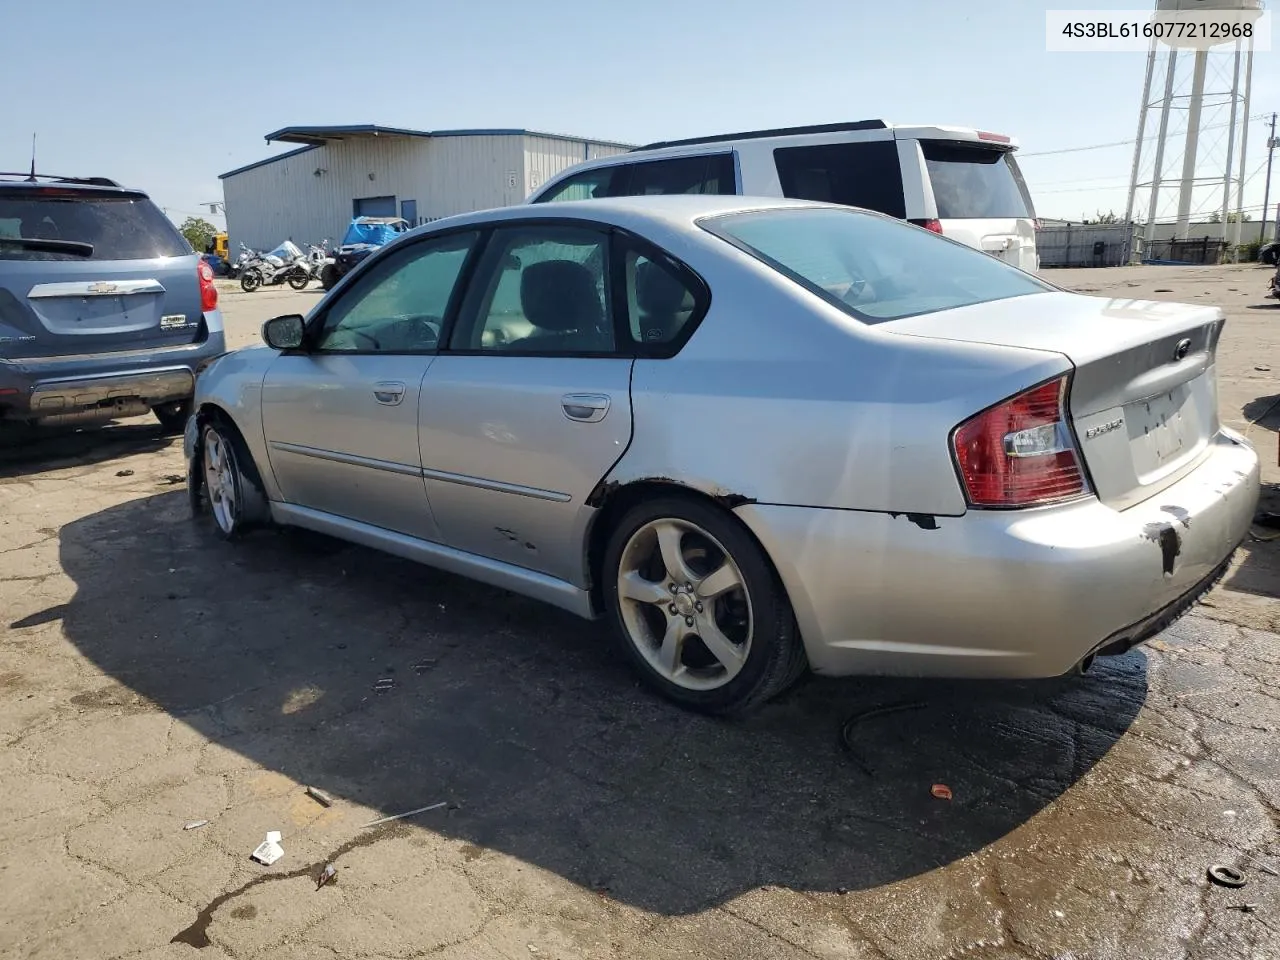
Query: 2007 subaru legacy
xmin=0 ymin=173 xmax=225 ymax=434
xmin=185 ymin=196 xmax=1259 ymax=715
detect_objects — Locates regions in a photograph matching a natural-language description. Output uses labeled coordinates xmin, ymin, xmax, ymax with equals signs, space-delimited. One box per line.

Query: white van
xmin=528 ymin=120 xmax=1039 ymax=271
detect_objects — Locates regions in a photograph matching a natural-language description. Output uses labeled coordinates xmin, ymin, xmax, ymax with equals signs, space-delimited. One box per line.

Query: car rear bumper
xmin=0 ymin=328 xmax=226 ymax=423
xmin=736 ymin=428 xmax=1259 ymax=679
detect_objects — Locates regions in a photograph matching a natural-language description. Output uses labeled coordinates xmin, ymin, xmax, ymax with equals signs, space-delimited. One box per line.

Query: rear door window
xmin=624 ymin=154 xmax=736 ymax=196
xmin=773 ymin=141 xmax=906 ymax=219
xmin=921 ymin=142 xmax=1034 ymax=219
xmin=0 ymin=191 xmax=190 ymax=261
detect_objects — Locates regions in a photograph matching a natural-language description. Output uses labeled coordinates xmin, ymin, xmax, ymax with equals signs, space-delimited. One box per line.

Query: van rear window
xmin=0 ymin=192 xmax=189 ymax=261
xmin=921 ymin=142 xmax=1034 ymax=220
xmin=773 ymin=141 xmax=906 ymax=219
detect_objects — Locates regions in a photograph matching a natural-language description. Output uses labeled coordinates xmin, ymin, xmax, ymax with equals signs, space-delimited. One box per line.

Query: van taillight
xmin=910 ymin=218 xmax=944 ymax=235
xmin=951 ymin=376 xmax=1087 ymax=508
xmin=198 ymin=260 xmax=218 ymax=312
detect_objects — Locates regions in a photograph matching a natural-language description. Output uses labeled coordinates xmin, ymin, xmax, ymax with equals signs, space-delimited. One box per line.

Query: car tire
xmin=152 ymin=399 xmax=191 ymax=434
xmin=601 ymin=495 xmax=807 ymax=716
xmin=192 ymin=417 xmax=266 ymax=540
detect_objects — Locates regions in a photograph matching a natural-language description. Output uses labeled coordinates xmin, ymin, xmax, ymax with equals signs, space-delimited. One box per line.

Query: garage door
xmin=353 ymin=195 xmax=397 ymax=217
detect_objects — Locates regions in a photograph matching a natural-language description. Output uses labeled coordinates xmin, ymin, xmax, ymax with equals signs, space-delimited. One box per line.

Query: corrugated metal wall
xmin=222 ymin=133 xmax=629 ymax=254
xmin=420 ymin=135 xmax=527 ymax=218
xmin=523 ymin=136 xmax=630 ymax=198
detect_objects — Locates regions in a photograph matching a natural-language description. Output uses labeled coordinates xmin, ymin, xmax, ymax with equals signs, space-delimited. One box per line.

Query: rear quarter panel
xmin=605 ymin=225 xmax=1069 ymax=516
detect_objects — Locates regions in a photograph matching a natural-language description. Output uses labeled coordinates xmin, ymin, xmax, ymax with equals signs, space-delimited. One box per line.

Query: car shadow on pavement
xmin=54 ymin=491 xmax=1148 ymax=914
xmin=0 ymin=421 xmax=175 ymax=478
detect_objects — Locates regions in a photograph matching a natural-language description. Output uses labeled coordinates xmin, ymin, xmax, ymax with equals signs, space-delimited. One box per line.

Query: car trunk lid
xmin=884 ymin=291 xmax=1225 ymax=510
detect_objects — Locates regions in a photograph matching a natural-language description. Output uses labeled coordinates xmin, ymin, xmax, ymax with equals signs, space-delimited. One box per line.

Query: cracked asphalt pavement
xmin=1 ymin=266 xmax=1278 ymax=960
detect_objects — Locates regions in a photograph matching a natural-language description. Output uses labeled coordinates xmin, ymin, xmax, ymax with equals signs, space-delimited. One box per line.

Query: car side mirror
xmin=262 ymin=314 xmax=305 ymax=351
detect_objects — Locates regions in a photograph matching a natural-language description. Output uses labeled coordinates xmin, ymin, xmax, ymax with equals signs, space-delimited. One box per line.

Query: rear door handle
xmin=373 ymin=381 xmax=406 ymax=405
xmin=562 ymin=393 xmax=610 ymax=423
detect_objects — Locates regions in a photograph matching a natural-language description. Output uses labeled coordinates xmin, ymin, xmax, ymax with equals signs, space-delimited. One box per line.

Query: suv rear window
xmin=0 ymin=191 xmax=190 ymax=261
xmin=921 ymin=142 xmax=1034 ymax=220
xmin=773 ymin=141 xmax=906 ymax=219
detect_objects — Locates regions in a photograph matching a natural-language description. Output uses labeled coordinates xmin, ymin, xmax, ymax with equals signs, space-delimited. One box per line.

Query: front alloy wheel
xmin=603 ymin=497 xmax=806 ymax=715
xmin=202 ymin=424 xmax=244 ymax=538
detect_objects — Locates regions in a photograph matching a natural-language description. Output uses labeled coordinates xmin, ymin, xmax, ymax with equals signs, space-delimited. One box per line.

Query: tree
xmin=179 ymin=216 xmax=217 ymax=255
xmin=1081 ymin=210 xmax=1120 ymax=225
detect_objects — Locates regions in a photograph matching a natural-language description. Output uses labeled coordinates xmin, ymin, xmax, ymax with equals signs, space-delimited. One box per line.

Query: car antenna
xmin=26 ymin=133 xmax=36 ymax=182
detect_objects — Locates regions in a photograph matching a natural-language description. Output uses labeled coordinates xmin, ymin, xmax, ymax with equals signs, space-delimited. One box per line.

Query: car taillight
xmin=951 ymin=375 xmax=1087 ymax=508
xmin=198 ymin=260 xmax=218 ymax=311
xmin=909 ymin=218 xmax=944 ymax=235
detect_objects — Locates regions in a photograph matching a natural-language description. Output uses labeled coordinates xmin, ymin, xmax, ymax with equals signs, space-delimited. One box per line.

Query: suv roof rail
xmin=0 ymin=172 xmax=124 ymax=187
xmin=635 ymin=120 xmax=889 ymax=152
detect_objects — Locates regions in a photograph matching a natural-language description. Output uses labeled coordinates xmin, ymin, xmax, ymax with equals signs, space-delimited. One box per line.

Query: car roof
xmin=0 ymin=173 xmax=143 ymax=193
xmin=422 ymin=195 xmax=823 ymax=234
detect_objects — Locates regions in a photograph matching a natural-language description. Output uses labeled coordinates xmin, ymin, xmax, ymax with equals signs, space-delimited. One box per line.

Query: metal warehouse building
xmin=219 ymin=124 xmax=632 ymax=253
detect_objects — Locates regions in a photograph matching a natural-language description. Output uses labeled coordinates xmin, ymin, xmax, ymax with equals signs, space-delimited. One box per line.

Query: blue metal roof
xmin=218 ymin=144 xmax=319 ymax=180
xmin=220 ymin=126 xmax=634 ymax=180
xmin=262 ymin=124 xmax=632 ymax=148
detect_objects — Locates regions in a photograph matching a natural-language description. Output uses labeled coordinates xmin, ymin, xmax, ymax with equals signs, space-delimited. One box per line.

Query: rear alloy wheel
xmin=152 ymin=399 xmax=191 ymax=434
xmin=201 ymin=422 xmax=247 ymax=539
xmin=603 ymin=497 xmax=806 ymax=715
xmin=287 ymin=269 xmax=309 ymax=291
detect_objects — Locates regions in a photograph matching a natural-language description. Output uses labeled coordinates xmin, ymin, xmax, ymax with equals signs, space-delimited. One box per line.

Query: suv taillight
xmin=198 ymin=260 xmax=218 ymax=312
xmin=951 ymin=375 xmax=1087 ymax=508
xmin=909 ymin=218 xmax=944 ymax=235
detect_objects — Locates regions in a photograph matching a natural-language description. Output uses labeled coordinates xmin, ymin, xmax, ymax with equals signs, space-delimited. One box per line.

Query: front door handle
xmin=373 ymin=381 xmax=406 ymax=405
xmin=562 ymin=393 xmax=610 ymax=423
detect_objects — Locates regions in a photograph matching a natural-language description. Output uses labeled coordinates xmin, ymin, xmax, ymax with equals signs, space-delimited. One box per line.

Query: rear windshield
xmin=702 ymin=206 xmax=1049 ymax=323
xmin=0 ymin=192 xmax=190 ymax=261
xmin=921 ymin=142 xmax=1034 ymax=220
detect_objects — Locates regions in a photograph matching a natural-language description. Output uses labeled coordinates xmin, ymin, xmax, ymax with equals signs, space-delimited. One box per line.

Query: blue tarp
xmin=341 ymin=220 xmax=403 ymax=248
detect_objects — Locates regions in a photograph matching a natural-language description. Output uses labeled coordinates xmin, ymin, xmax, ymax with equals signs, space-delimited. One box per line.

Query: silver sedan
xmin=186 ymin=196 xmax=1260 ymax=714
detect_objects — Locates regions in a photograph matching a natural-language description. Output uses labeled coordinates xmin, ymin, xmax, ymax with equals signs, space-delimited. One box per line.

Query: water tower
xmin=1123 ymin=0 xmax=1260 ymax=248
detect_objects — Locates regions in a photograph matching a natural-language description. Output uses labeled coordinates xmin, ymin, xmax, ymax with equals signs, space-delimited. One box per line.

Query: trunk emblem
xmin=87 ymin=282 xmax=119 ymax=294
xmin=1085 ymin=418 xmax=1124 ymax=440
xmin=1173 ymin=338 xmax=1191 ymax=361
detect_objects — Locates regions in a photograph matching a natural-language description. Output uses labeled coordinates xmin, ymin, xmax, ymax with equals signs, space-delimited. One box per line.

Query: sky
xmin=2 ymin=0 xmax=1277 ymax=230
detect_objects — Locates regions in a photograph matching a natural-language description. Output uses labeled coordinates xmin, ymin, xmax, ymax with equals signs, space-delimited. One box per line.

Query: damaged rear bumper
xmin=736 ymin=428 xmax=1260 ymax=679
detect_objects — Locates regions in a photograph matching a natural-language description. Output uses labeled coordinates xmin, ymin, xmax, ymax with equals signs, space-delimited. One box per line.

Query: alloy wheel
xmin=615 ymin=517 xmax=753 ymax=691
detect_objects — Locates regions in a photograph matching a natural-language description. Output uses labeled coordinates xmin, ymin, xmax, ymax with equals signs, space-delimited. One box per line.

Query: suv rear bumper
xmin=0 ymin=328 xmax=226 ymax=423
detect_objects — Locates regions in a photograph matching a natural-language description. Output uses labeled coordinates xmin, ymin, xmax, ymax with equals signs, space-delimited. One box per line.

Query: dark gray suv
xmin=0 ymin=174 xmax=226 ymax=433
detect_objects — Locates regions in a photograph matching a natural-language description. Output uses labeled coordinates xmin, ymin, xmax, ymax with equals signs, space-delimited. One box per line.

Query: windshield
xmin=922 ymin=142 xmax=1035 ymax=220
xmin=0 ymin=192 xmax=189 ymax=261
xmin=702 ymin=206 xmax=1050 ymax=323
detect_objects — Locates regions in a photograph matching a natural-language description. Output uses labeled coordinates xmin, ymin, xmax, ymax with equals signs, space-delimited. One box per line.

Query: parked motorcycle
xmin=239 ymin=240 xmax=310 ymax=293
xmin=305 ymin=240 xmax=332 ymax=282
xmin=228 ymin=243 xmax=254 ymax=280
